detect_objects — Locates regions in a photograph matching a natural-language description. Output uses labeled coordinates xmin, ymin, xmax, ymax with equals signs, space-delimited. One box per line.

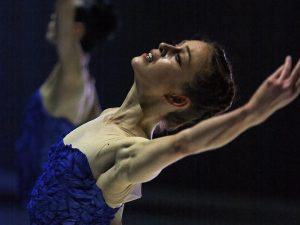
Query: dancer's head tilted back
xmin=46 ymin=0 xmax=118 ymax=53
xmin=131 ymin=39 xmax=236 ymax=132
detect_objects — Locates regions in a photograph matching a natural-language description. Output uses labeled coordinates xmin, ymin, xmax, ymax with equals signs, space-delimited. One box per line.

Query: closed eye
xmin=160 ymin=48 xmax=167 ymax=57
xmin=175 ymin=53 xmax=181 ymax=66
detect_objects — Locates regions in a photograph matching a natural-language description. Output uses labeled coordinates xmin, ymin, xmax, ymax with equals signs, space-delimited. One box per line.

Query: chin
xmin=131 ymin=56 xmax=149 ymax=87
xmin=131 ymin=56 xmax=143 ymax=67
xmin=131 ymin=56 xmax=146 ymax=74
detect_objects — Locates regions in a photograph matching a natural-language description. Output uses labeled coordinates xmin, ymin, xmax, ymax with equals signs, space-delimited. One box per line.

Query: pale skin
xmin=64 ymin=39 xmax=300 ymax=225
xmin=40 ymin=0 xmax=100 ymax=125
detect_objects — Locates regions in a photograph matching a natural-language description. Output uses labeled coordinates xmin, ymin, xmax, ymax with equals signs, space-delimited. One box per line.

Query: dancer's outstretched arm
xmin=40 ymin=0 xmax=96 ymax=124
xmin=55 ymin=0 xmax=81 ymax=80
xmin=99 ymin=57 xmax=300 ymax=193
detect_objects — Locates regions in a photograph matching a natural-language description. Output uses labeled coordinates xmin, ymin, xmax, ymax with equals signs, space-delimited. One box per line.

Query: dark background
xmin=1 ymin=0 xmax=300 ymax=224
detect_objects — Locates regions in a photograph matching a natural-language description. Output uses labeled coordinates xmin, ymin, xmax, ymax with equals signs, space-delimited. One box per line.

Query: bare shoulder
xmin=63 ymin=110 xmax=149 ymax=163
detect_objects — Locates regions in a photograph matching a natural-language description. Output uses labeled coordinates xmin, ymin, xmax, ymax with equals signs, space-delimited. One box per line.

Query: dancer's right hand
xmin=247 ymin=56 xmax=300 ymax=125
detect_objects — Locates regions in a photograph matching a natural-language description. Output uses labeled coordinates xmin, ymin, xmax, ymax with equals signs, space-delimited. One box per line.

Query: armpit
xmin=103 ymin=183 xmax=142 ymax=208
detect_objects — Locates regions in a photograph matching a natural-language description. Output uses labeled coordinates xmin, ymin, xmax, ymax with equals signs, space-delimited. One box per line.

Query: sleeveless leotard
xmin=28 ymin=139 xmax=119 ymax=225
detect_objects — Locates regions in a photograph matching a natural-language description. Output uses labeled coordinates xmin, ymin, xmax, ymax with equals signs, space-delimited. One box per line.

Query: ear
xmin=164 ymin=94 xmax=191 ymax=108
xmin=73 ymin=22 xmax=85 ymax=40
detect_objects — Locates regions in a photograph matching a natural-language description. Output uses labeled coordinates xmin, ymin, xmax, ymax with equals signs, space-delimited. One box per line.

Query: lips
xmin=145 ymin=52 xmax=153 ymax=63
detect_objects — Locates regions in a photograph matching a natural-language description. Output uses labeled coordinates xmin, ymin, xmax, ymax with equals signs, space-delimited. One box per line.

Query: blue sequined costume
xmin=28 ymin=140 xmax=119 ymax=225
xmin=16 ymin=91 xmax=75 ymax=201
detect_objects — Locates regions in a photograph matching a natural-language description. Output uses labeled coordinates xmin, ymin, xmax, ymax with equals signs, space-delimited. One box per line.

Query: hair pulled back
xmin=164 ymin=41 xmax=236 ymax=131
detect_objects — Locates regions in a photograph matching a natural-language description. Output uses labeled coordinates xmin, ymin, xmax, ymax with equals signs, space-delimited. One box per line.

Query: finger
xmin=279 ymin=56 xmax=292 ymax=80
xmin=271 ymin=64 xmax=284 ymax=79
xmin=289 ymin=58 xmax=300 ymax=85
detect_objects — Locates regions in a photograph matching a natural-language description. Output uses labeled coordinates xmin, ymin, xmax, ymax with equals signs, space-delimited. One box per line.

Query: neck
xmin=80 ymin=50 xmax=91 ymax=70
xmin=111 ymin=84 xmax=162 ymax=139
xmin=78 ymin=49 xmax=92 ymax=81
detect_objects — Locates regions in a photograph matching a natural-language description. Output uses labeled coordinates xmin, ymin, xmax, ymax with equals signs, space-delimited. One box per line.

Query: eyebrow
xmin=176 ymin=40 xmax=191 ymax=65
xmin=177 ymin=40 xmax=186 ymax=46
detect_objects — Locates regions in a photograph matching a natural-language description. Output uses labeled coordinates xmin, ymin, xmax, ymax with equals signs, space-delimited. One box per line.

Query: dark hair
xmin=163 ymin=41 xmax=236 ymax=130
xmin=74 ymin=0 xmax=118 ymax=53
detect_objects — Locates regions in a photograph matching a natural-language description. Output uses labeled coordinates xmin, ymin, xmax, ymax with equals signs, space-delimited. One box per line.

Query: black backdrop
xmin=1 ymin=0 xmax=300 ymax=202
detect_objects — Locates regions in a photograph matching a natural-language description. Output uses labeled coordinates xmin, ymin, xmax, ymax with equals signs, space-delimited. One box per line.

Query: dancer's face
xmin=132 ymin=40 xmax=212 ymax=96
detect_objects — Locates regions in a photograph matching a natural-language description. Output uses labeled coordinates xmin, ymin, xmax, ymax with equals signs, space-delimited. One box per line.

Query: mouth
xmin=144 ymin=52 xmax=153 ymax=63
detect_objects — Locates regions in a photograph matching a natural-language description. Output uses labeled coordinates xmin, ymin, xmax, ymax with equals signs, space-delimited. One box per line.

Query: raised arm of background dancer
xmin=100 ymin=57 xmax=300 ymax=191
xmin=56 ymin=0 xmax=81 ymax=79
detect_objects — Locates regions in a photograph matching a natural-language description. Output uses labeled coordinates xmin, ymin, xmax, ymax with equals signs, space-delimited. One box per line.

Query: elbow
xmin=172 ymin=129 xmax=193 ymax=156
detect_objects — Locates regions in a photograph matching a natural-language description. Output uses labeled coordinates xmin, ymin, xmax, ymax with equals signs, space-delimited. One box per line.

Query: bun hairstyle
xmin=162 ymin=40 xmax=236 ymax=134
xmin=74 ymin=0 xmax=118 ymax=53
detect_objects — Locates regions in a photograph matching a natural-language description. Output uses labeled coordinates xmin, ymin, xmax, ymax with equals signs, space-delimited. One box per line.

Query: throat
xmin=110 ymin=85 xmax=159 ymax=139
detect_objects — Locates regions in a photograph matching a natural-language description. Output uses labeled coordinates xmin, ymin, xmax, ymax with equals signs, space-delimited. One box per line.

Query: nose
xmin=159 ymin=42 xmax=179 ymax=51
